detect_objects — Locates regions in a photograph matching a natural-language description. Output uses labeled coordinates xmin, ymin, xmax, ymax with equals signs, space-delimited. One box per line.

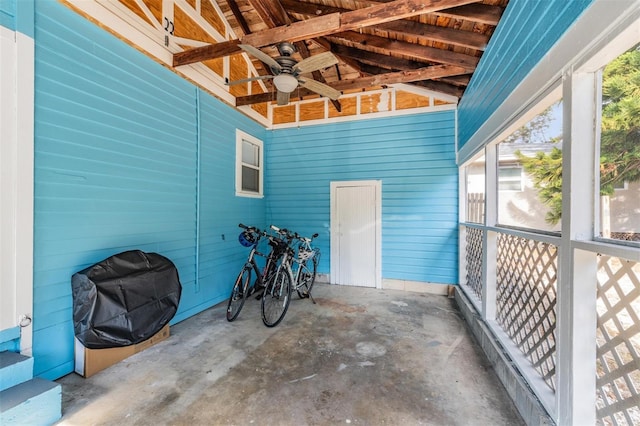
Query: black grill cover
xmin=72 ymin=250 xmax=182 ymax=349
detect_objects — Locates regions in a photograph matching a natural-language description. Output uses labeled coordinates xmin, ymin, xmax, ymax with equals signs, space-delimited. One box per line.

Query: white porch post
xmin=482 ymin=144 xmax=497 ymax=321
xmin=556 ymin=70 xmax=598 ymax=425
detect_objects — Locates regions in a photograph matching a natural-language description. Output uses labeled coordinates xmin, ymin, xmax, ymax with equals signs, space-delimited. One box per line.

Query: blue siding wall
xmin=457 ymin=0 xmax=592 ymax=148
xmin=267 ymin=112 xmax=458 ymax=285
xmin=33 ymin=1 xmax=265 ymax=379
xmin=0 ymin=0 xmax=15 ymax=30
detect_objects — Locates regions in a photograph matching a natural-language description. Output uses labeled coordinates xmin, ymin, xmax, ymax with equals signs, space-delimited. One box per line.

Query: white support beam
xmin=556 ymin=70 xmax=598 ymax=426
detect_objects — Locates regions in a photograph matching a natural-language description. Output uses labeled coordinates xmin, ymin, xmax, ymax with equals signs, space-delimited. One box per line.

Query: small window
xmin=498 ymin=166 xmax=523 ymax=191
xmin=236 ymin=130 xmax=263 ymax=197
xmin=612 ymin=180 xmax=628 ymax=191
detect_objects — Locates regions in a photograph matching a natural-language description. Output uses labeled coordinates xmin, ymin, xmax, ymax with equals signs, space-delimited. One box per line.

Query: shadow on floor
xmin=56 ymin=284 xmax=524 ymax=425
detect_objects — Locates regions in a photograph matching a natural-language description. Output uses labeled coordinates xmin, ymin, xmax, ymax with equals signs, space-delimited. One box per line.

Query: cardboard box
xmin=74 ymin=324 xmax=170 ymax=377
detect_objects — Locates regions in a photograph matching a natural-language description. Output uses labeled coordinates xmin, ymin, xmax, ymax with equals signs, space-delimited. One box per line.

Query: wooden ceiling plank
xmin=338 ymin=0 xmax=481 ymax=30
xmin=225 ymin=0 xmax=251 ymax=35
xmin=175 ymin=0 xmax=480 ymax=66
xmin=408 ymin=80 xmax=465 ymax=97
xmin=331 ymin=44 xmax=425 ymax=71
xmin=437 ymin=3 xmax=503 ymax=25
xmin=346 ymin=0 xmax=502 ymax=25
xmin=281 ymin=0 xmax=489 ymax=51
xmin=327 ymin=31 xmax=478 ymax=71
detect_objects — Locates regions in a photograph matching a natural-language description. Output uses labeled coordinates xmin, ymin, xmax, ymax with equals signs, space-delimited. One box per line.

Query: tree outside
xmin=510 ymin=44 xmax=640 ymax=233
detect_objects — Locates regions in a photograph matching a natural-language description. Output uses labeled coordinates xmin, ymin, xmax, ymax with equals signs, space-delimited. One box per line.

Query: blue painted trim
xmin=16 ymin=0 xmax=33 ymax=38
xmin=0 ymin=326 xmax=20 ymax=344
xmin=0 ymin=0 xmax=16 ymax=31
xmin=195 ymin=88 xmax=201 ymax=293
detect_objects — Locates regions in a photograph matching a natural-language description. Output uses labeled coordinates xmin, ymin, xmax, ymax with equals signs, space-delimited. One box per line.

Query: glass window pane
xmin=242 ymin=140 xmax=259 ymax=167
xmin=498 ymin=167 xmax=523 ymax=191
xmin=466 ymin=155 xmax=485 ymax=223
xmin=497 ymin=100 xmax=563 ymax=232
xmin=599 ymin=43 xmax=640 ymax=243
xmin=242 ymin=166 xmax=259 ymax=192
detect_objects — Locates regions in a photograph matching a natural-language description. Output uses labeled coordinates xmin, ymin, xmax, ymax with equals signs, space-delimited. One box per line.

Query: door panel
xmin=335 ymin=184 xmax=377 ymax=287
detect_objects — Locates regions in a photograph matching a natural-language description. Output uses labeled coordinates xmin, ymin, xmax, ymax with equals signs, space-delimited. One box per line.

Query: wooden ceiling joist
xmin=326 ymin=31 xmax=479 ymax=71
xmin=280 ymin=0 xmax=490 ymax=51
xmin=174 ymin=0 xmax=481 ymax=66
xmin=236 ymin=64 xmax=467 ymax=106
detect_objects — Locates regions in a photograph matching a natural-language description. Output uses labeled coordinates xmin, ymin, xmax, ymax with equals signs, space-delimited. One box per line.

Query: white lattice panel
xmin=496 ymin=233 xmax=558 ymax=391
xmin=465 ymin=227 xmax=484 ymax=301
xmin=596 ymin=256 xmax=640 ymax=426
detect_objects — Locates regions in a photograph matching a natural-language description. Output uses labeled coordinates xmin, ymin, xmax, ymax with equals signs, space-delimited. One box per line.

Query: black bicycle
xmin=226 ymin=224 xmax=287 ymax=322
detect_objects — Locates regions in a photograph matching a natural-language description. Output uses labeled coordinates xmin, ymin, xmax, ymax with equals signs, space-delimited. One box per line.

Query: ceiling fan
xmin=227 ymin=42 xmax=341 ymax=106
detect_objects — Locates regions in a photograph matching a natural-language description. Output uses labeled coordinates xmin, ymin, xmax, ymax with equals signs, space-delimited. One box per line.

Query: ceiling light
xmin=273 ymin=74 xmax=298 ymax=93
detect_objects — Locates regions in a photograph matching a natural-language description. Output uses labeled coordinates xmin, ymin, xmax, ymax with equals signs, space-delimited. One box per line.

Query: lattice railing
xmin=596 ymin=256 xmax=640 ymax=426
xmin=496 ymin=233 xmax=558 ymax=391
xmin=464 ymin=227 xmax=484 ymax=301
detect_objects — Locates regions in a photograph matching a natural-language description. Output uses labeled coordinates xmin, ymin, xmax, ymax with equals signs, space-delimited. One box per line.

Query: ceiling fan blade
xmin=238 ymin=44 xmax=282 ymax=73
xmin=276 ymin=90 xmax=290 ymax=106
xmin=225 ymin=75 xmax=273 ymax=86
xmin=298 ymin=78 xmax=341 ymax=101
xmin=293 ymin=51 xmax=339 ymax=74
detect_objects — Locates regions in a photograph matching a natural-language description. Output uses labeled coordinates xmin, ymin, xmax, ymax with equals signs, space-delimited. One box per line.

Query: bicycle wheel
xmin=227 ymin=267 xmax=251 ymax=321
xmin=296 ymin=255 xmax=318 ymax=299
xmin=261 ymin=267 xmax=292 ymax=327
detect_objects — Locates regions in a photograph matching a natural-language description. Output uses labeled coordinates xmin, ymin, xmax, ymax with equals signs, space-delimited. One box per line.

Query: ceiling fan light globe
xmin=273 ymin=74 xmax=298 ymax=93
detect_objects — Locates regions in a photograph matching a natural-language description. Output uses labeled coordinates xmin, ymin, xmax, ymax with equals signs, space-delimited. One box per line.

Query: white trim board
xmin=0 ymin=27 xmax=35 ymax=355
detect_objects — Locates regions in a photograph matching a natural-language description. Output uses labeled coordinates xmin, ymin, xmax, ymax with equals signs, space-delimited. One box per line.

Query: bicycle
xmin=261 ymin=226 xmax=319 ymax=327
xmin=292 ymin=232 xmax=320 ymax=301
xmin=226 ymin=224 xmax=286 ymax=322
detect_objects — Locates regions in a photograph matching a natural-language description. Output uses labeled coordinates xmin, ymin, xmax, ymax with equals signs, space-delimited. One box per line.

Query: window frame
xmin=235 ymin=129 xmax=264 ymax=198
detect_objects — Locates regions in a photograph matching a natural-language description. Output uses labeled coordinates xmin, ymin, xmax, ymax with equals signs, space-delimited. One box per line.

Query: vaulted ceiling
xmin=63 ymin=0 xmax=509 ymax=127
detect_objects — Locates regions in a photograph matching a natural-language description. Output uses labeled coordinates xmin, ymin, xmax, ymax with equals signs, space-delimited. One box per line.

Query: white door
xmin=331 ymin=181 xmax=381 ymax=288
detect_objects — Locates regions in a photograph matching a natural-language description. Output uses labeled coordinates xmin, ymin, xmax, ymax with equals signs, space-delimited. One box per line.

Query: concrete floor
xmin=56 ymin=284 xmax=524 ymax=425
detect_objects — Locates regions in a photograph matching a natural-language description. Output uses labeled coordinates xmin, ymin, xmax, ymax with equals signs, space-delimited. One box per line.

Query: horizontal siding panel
xmin=31 ymin=1 xmax=266 ymax=380
xmin=268 ymin=112 xmax=458 ymax=285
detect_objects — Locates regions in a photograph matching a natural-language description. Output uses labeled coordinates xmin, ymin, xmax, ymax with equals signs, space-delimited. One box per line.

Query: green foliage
xmin=509 ymin=45 xmax=640 ymax=224
xmin=515 ymin=148 xmax=563 ymax=225
xmin=600 ymin=46 xmax=640 ymax=194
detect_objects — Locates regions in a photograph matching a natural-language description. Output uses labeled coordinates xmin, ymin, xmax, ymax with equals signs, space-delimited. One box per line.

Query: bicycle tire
xmin=296 ymin=255 xmax=318 ymax=299
xmin=261 ymin=266 xmax=292 ymax=327
xmin=227 ymin=267 xmax=251 ymax=321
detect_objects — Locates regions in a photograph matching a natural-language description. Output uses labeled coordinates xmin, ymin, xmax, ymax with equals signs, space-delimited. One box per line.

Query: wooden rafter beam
xmin=330 ymin=44 xmax=428 ymax=71
xmin=281 ymin=0 xmax=489 ymax=51
xmin=247 ymin=0 xmax=342 ymax=112
xmin=326 ymin=31 xmax=479 ymax=71
xmin=332 ymin=64 xmax=467 ymax=91
xmin=358 ymin=63 xmax=464 ymax=98
xmin=347 ymin=0 xmax=503 ymax=25
xmin=235 ymin=64 xmax=467 ymax=106
xmin=173 ymin=0 xmax=480 ymax=66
